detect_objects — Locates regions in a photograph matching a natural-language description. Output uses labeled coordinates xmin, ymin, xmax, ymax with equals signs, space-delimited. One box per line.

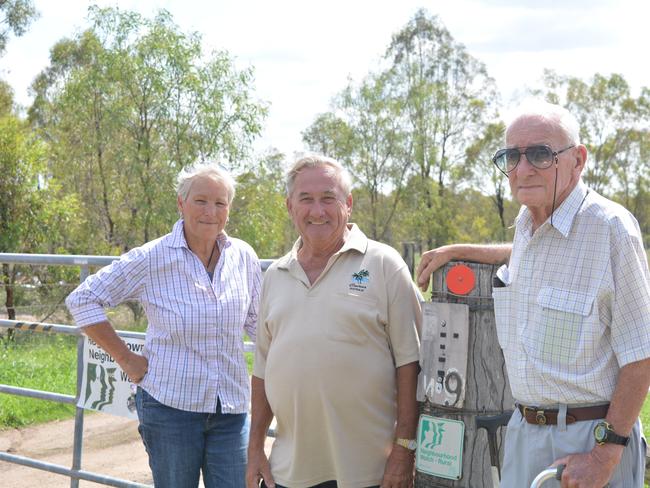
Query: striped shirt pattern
xmin=66 ymin=219 xmax=262 ymax=413
xmin=493 ymin=180 xmax=650 ymax=405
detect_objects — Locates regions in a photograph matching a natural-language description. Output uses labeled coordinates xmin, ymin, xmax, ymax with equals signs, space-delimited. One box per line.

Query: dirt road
xmin=0 ymin=413 xmax=274 ymax=487
xmin=0 ymin=414 xmax=151 ymax=487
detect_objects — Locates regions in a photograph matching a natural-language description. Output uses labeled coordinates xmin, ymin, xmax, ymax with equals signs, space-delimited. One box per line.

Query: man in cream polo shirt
xmin=246 ymin=155 xmax=421 ymax=488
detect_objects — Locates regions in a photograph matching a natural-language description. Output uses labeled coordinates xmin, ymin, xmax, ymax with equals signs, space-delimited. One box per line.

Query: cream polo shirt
xmin=493 ymin=180 xmax=650 ymax=405
xmin=254 ymin=224 xmax=421 ymax=488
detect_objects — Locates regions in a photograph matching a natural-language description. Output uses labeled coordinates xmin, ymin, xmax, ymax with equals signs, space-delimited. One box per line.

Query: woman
xmin=66 ymin=163 xmax=262 ymax=488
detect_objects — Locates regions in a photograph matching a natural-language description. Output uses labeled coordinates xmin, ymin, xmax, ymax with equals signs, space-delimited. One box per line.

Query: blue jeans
xmin=135 ymin=388 xmax=248 ymax=488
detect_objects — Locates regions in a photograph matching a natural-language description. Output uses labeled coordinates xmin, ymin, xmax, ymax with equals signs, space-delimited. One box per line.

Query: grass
xmin=0 ymin=332 xmax=77 ymax=428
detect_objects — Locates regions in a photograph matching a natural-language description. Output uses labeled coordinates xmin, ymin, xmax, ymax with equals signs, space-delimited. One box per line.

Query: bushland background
xmin=1 ymin=0 xmax=649 ymax=440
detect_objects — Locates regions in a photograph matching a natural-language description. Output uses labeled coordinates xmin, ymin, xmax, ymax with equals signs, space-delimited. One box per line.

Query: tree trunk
xmin=2 ymin=263 xmax=15 ymax=341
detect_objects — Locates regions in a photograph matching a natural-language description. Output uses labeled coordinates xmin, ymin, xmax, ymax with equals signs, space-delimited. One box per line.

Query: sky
xmin=1 ymin=0 xmax=648 ymax=160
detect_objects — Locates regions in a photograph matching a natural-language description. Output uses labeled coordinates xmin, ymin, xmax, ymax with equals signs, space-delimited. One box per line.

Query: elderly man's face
xmin=177 ymin=176 xmax=230 ymax=244
xmin=287 ymin=165 xmax=352 ymax=249
xmin=506 ymin=116 xmax=584 ymax=223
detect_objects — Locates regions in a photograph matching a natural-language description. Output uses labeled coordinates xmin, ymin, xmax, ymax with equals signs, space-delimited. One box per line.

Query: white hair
xmin=176 ymin=162 xmax=236 ymax=203
xmin=504 ymin=99 xmax=581 ymax=145
xmin=286 ymin=154 xmax=352 ymax=197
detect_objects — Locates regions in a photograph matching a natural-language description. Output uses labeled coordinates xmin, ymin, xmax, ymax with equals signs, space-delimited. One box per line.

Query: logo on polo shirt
xmin=349 ymin=269 xmax=370 ymax=292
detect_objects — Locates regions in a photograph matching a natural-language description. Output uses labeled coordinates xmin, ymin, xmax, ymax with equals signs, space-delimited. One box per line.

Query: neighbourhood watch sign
xmin=416 ymin=414 xmax=464 ymax=480
xmin=77 ymin=336 xmax=145 ymax=419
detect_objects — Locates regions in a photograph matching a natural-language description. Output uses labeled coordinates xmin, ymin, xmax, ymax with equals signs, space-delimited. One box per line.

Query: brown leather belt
xmin=517 ymin=403 xmax=609 ymax=425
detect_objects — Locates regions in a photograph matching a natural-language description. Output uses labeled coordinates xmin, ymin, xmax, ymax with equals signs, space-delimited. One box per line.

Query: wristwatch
xmin=395 ymin=438 xmax=417 ymax=451
xmin=593 ymin=421 xmax=629 ymax=446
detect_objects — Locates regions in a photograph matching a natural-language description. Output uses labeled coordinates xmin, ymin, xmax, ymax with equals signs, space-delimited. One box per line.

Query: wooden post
xmin=402 ymin=242 xmax=415 ymax=278
xmin=415 ymin=261 xmax=514 ymax=488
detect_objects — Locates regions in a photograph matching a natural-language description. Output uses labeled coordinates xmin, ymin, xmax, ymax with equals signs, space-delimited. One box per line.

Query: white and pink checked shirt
xmin=66 ymin=219 xmax=262 ymax=413
xmin=493 ymin=180 xmax=650 ymax=405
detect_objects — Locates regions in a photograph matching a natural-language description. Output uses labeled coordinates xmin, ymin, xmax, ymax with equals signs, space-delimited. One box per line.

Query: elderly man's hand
xmin=246 ymin=448 xmax=274 ymax=488
xmin=416 ymin=246 xmax=454 ymax=292
xmin=120 ymin=351 xmax=148 ymax=384
xmin=380 ymin=446 xmax=415 ymax=488
xmin=553 ymin=444 xmax=623 ymax=488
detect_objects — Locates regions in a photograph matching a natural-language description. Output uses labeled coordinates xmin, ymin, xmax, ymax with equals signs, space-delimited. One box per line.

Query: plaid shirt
xmin=493 ymin=180 xmax=650 ymax=405
xmin=66 ymin=219 xmax=262 ymax=413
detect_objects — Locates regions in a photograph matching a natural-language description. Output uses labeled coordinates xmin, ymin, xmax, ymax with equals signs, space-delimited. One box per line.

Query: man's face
xmin=506 ymin=116 xmax=584 ymax=219
xmin=286 ymin=165 xmax=352 ymax=248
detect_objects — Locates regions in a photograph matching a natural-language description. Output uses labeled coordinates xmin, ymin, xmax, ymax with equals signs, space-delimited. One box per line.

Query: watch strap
xmin=395 ymin=437 xmax=417 ymax=451
xmin=595 ymin=421 xmax=629 ymax=446
xmin=604 ymin=429 xmax=629 ymax=446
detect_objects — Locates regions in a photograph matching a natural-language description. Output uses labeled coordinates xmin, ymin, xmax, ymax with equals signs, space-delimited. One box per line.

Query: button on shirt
xmin=493 ymin=180 xmax=650 ymax=405
xmin=66 ymin=219 xmax=262 ymax=413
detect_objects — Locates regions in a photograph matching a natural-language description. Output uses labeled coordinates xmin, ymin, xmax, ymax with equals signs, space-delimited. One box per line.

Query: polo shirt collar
xmin=515 ymin=180 xmax=588 ymax=238
xmin=277 ymin=223 xmax=368 ymax=270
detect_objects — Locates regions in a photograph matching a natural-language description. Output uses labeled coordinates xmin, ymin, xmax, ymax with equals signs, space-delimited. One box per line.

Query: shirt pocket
xmin=325 ymin=293 xmax=379 ymax=345
xmin=492 ymin=286 xmax=516 ymax=351
xmin=523 ymin=286 xmax=595 ymax=366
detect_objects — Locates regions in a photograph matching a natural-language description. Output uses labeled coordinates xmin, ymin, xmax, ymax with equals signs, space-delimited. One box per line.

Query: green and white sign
xmin=416 ymin=414 xmax=464 ymax=480
xmin=77 ymin=336 xmax=145 ymax=419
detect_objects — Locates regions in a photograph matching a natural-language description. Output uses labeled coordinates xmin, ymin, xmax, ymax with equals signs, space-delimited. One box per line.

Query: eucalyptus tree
xmin=228 ymin=149 xmax=292 ymax=258
xmin=0 ymin=99 xmax=79 ymax=330
xmin=385 ymin=9 xmax=498 ymax=247
xmin=303 ymin=72 xmax=410 ymax=242
xmin=0 ymin=0 xmax=38 ymax=55
xmin=534 ymin=70 xmax=642 ymax=196
xmin=29 ymin=6 xmax=266 ymax=251
xmin=533 ymin=71 xmax=650 ymax=245
xmin=463 ymin=122 xmax=511 ymax=240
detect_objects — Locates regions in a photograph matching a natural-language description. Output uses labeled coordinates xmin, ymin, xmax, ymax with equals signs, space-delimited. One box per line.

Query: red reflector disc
xmin=446 ymin=264 xmax=475 ymax=295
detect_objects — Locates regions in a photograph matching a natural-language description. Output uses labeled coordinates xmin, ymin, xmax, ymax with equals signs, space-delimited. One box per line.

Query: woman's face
xmin=177 ymin=176 xmax=230 ymax=244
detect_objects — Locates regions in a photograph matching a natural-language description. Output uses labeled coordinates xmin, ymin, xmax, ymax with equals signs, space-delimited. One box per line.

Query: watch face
xmin=594 ymin=423 xmax=607 ymax=442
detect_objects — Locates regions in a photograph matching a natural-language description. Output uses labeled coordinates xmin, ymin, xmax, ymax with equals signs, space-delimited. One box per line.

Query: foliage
xmin=228 ymin=149 xmax=293 ymax=258
xmin=0 ymin=0 xmax=38 ymax=56
xmin=304 ymin=72 xmax=410 ymax=241
xmin=0 ymin=104 xmax=80 ymax=329
xmin=303 ymin=9 xmax=501 ymax=248
xmin=532 ymin=71 xmax=650 ymax=244
xmin=28 ymin=6 xmax=267 ymax=253
xmin=385 ymin=9 xmax=499 ymax=248
xmin=0 ymin=80 xmax=13 ymax=114
xmin=463 ymin=122 xmax=510 ymax=240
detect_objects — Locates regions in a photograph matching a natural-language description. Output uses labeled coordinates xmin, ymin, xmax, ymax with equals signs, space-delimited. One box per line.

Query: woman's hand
xmin=120 ymin=351 xmax=149 ymax=384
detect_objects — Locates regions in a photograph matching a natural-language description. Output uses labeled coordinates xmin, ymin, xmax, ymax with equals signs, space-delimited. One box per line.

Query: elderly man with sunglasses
xmin=416 ymin=101 xmax=650 ymax=488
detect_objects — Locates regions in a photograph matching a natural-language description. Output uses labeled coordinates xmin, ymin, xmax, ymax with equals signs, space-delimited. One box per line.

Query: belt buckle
xmin=522 ymin=405 xmax=547 ymax=425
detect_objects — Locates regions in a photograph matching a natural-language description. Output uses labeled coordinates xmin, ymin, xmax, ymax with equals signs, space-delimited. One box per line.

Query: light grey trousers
xmin=501 ymin=407 xmax=646 ymax=488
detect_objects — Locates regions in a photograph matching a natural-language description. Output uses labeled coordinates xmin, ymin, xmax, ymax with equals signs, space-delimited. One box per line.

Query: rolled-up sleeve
xmin=65 ymin=247 xmax=148 ymax=328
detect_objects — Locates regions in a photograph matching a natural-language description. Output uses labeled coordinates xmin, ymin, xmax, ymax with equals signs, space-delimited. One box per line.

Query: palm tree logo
xmin=352 ymin=269 xmax=370 ymax=284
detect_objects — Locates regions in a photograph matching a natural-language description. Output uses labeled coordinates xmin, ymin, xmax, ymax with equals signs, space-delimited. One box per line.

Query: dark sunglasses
xmin=492 ymin=144 xmax=575 ymax=175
